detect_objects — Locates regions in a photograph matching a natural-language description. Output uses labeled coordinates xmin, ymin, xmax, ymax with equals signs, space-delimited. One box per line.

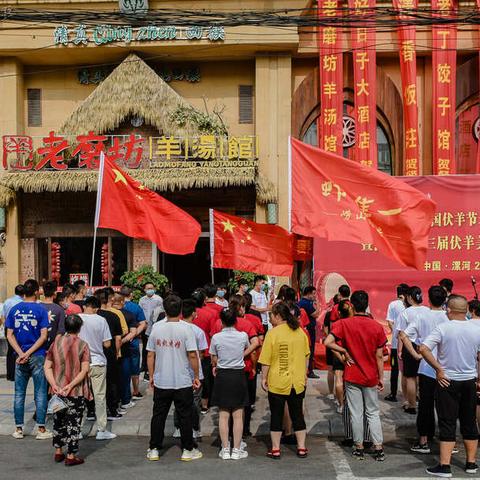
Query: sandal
xmin=266 ymin=449 xmax=281 ymax=459
xmin=297 ymin=448 xmax=308 ymax=458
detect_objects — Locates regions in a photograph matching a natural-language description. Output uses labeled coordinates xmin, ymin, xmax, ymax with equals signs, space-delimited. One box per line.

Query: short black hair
xmin=220 ymin=308 xmax=237 ymax=327
xmin=62 ymin=283 xmax=75 ymax=295
xmin=84 ymin=296 xmax=100 ymax=309
xmin=338 ymin=284 xmax=351 ymax=298
xmin=14 ymin=284 xmax=25 ymax=297
xmin=253 ymin=276 xmax=266 ymax=285
xmin=217 ymin=283 xmax=227 ymax=290
xmin=469 ymin=299 xmax=480 ymax=316
xmin=191 ymin=290 xmax=206 ymax=309
xmin=203 ymin=283 xmax=217 ymax=299
xmin=397 ymin=283 xmax=409 ymax=297
xmin=23 ymin=279 xmax=39 ymax=297
xmin=120 ymin=285 xmax=132 ymax=297
xmin=164 ymin=295 xmax=182 ymax=317
xmin=182 ymin=299 xmax=196 ymax=319
xmin=428 ymin=285 xmax=447 ymax=308
xmin=65 ymin=314 xmax=83 ymax=334
xmin=143 ymin=282 xmax=155 ymax=290
xmin=439 ymin=278 xmax=454 ymax=293
xmin=54 ymin=292 xmax=66 ymax=305
xmin=238 ymin=278 xmax=249 ymax=287
xmin=409 ymin=286 xmax=423 ymax=304
xmin=43 ymin=280 xmax=58 ymax=298
xmin=303 ymin=286 xmax=316 ymax=296
xmin=95 ymin=288 xmax=110 ymax=306
xmin=350 ymin=290 xmax=369 ymax=313
xmin=73 ymin=279 xmax=86 ymax=289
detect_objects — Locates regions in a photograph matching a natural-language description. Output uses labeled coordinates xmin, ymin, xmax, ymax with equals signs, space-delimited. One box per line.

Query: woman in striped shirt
xmin=44 ymin=314 xmax=92 ymax=467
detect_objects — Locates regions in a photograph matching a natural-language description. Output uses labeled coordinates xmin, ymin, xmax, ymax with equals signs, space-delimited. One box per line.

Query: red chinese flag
xmin=96 ymin=155 xmax=201 ymax=255
xmin=211 ymin=210 xmax=293 ymax=277
xmin=289 ymin=138 xmax=436 ymax=270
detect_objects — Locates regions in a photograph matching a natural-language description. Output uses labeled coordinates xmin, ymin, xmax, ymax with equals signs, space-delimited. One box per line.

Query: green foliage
xmin=120 ymin=265 xmax=169 ymax=302
xmin=169 ymin=105 xmax=228 ymax=136
xmin=227 ymin=270 xmax=266 ymax=293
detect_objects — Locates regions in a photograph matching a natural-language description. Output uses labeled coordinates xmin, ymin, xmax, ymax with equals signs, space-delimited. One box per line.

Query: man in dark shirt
xmin=40 ymin=280 xmax=65 ymax=349
xmin=298 ymin=286 xmax=319 ymax=378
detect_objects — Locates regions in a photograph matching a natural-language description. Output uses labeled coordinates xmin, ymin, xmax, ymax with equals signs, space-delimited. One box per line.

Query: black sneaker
xmin=465 ymin=462 xmax=478 ymax=474
xmin=384 ymin=394 xmax=397 ymax=402
xmin=307 ymin=372 xmax=319 ymax=379
xmin=404 ymin=407 xmax=417 ymax=415
xmin=86 ymin=415 xmax=96 ymax=421
xmin=352 ymin=448 xmax=365 ymax=460
xmin=341 ymin=439 xmax=354 ymax=447
xmin=363 ymin=441 xmax=373 ymax=450
xmin=373 ymin=449 xmax=385 ymax=462
xmin=107 ymin=414 xmax=122 ymax=421
xmin=411 ymin=443 xmax=431 ymax=454
xmin=426 ymin=464 xmax=452 ymax=478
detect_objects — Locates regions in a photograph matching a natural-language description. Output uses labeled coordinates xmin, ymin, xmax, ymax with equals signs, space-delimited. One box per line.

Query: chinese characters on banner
xmin=477 ymin=0 xmax=480 ymax=173
xmin=432 ymin=0 xmax=457 ymax=175
xmin=348 ymin=0 xmax=377 ymax=168
xmin=317 ymin=0 xmax=343 ymax=154
xmin=2 ymin=132 xmax=259 ymax=170
xmin=393 ymin=0 xmax=420 ymax=176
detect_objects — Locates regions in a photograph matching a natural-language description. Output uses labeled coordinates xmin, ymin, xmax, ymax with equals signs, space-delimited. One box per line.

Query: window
xmin=302 ymin=104 xmax=393 ymax=175
xmin=238 ymin=85 xmax=253 ymax=124
xmin=27 ymin=88 xmax=42 ymax=127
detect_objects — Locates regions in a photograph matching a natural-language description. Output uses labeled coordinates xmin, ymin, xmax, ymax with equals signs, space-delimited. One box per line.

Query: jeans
xmin=345 ymin=382 xmax=383 ymax=446
xmin=389 ymin=348 xmax=399 ymax=397
xmin=120 ymin=356 xmax=133 ymax=406
xmin=150 ymin=386 xmax=195 ymax=451
xmin=14 ymin=355 xmax=48 ymax=427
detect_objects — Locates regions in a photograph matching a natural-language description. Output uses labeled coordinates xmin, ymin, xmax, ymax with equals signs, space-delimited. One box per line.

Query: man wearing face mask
xmin=215 ymin=283 xmax=229 ymax=309
xmin=236 ymin=279 xmax=250 ymax=296
xmin=139 ymin=283 xmax=164 ymax=381
xmin=249 ymin=276 xmax=271 ymax=333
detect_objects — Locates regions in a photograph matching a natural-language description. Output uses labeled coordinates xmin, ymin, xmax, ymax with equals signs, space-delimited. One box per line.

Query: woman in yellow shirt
xmin=259 ymin=302 xmax=310 ymax=459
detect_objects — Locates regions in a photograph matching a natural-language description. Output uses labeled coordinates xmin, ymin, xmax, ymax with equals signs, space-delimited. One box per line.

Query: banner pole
xmin=209 ymin=208 xmax=215 ymax=284
xmin=287 ymin=136 xmax=292 ymax=233
xmin=90 ymin=152 xmax=106 ymax=290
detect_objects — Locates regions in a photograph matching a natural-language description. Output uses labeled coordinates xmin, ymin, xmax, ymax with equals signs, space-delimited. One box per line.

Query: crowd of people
xmin=2 ymin=274 xmax=480 ymax=477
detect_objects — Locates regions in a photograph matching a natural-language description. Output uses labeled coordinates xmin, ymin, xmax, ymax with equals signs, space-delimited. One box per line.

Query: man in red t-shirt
xmin=325 ymin=290 xmax=387 ymax=462
xmin=203 ymin=283 xmax=224 ymax=316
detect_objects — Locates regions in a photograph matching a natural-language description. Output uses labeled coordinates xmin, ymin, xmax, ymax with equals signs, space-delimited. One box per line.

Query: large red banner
xmin=318 ymin=0 xmax=343 ymax=154
xmin=314 ymin=175 xmax=480 ymax=321
xmin=348 ymin=0 xmax=377 ymax=168
xmin=432 ymin=0 xmax=457 ymax=175
xmin=393 ymin=0 xmax=420 ymax=176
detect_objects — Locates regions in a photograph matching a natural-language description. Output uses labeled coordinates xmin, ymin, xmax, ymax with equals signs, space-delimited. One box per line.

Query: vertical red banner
xmin=432 ymin=0 xmax=457 ymax=175
xmin=477 ymin=0 xmax=480 ymax=173
xmin=348 ymin=0 xmax=377 ymax=168
xmin=318 ymin=0 xmax=343 ymax=154
xmin=393 ymin=0 xmax=420 ymax=176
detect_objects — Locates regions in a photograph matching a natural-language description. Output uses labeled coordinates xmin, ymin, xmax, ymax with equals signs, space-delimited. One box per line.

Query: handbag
xmin=47 ymin=394 xmax=68 ymax=414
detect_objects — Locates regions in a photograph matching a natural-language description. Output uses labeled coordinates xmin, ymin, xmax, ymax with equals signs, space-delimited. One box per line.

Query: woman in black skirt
xmin=210 ymin=309 xmax=256 ymax=461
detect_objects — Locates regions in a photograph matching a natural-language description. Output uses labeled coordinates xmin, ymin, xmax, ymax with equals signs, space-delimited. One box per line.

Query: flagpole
xmin=90 ymin=152 xmax=106 ymax=290
xmin=209 ymin=208 xmax=215 ymax=284
xmin=287 ymin=136 xmax=292 ymax=232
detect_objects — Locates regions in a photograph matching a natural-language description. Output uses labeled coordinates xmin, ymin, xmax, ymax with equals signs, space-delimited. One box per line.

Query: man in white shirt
xmin=384 ymin=283 xmax=408 ymax=402
xmin=79 ymin=296 xmax=116 ymax=440
xmin=139 ymin=282 xmax=164 ymax=381
xmin=249 ymin=276 xmax=270 ymax=330
xmin=396 ymin=286 xmax=430 ymax=413
xmin=420 ymin=295 xmax=480 ymax=478
xmin=399 ymin=286 xmax=448 ymax=454
xmin=146 ymin=295 xmax=202 ymax=463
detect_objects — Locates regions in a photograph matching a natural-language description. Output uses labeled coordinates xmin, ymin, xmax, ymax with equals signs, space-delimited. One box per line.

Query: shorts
xmin=129 ymin=344 xmax=141 ymax=376
xmin=326 ymin=347 xmax=334 ymax=367
xmin=332 ymin=355 xmax=345 ymax=371
xmin=402 ymin=347 xmax=420 ymax=378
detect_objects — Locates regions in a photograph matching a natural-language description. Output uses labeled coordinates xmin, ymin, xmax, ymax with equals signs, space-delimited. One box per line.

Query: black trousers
xmin=306 ymin=325 xmax=316 ymax=373
xmin=243 ymin=372 xmax=257 ymax=435
xmin=141 ymin=333 xmax=148 ymax=373
xmin=150 ymin=386 xmax=195 ymax=451
xmin=201 ymin=357 xmax=214 ymax=403
xmin=389 ymin=348 xmax=399 ymax=397
xmin=417 ymin=374 xmax=436 ymax=438
xmin=435 ymin=378 xmax=479 ymax=442
xmin=106 ymin=356 xmax=120 ymax=416
xmin=268 ymin=389 xmax=306 ymax=432
xmin=6 ymin=343 xmax=15 ymax=382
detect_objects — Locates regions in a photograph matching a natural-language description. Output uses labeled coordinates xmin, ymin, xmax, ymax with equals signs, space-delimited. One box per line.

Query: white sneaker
xmin=193 ymin=430 xmax=202 ymax=439
xmin=336 ymin=405 xmax=344 ymax=414
xmin=147 ymin=448 xmax=160 ymax=461
xmin=231 ymin=448 xmax=248 ymax=460
xmin=180 ymin=448 xmax=203 ymax=461
xmin=12 ymin=429 xmax=24 ymax=439
xmin=117 ymin=408 xmax=127 ymax=416
xmin=173 ymin=428 xmax=181 ymax=438
xmin=121 ymin=402 xmax=136 ymax=409
xmin=78 ymin=433 xmax=83 ymax=440
xmin=36 ymin=429 xmax=53 ymax=440
xmin=228 ymin=440 xmax=247 ymax=451
xmin=219 ymin=447 xmax=231 ymax=460
xmin=327 ymin=394 xmax=335 ymax=401
xmin=96 ymin=430 xmax=117 ymax=440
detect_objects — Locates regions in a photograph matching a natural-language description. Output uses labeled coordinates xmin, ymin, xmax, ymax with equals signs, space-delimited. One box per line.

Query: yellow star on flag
xmin=138 ymin=184 xmax=146 ymax=191
xmin=221 ymin=219 xmax=236 ymax=233
xmin=113 ymin=169 xmax=127 ymax=185
xmin=247 ymin=227 xmax=252 ymax=232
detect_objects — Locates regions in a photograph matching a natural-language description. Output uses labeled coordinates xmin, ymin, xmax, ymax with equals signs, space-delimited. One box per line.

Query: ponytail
xmin=272 ymin=302 xmax=300 ymax=330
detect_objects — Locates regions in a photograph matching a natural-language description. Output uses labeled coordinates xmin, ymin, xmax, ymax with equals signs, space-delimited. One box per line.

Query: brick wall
xmin=133 ymin=239 xmax=152 ymax=269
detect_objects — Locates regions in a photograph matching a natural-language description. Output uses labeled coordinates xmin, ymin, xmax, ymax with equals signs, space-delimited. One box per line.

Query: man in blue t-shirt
xmin=5 ymin=279 xmax=51 ymax=440
xmin=121 ymin=286 xmax=147 ymax=401
xmin=297 ymin=286 xmax=320 ymax=378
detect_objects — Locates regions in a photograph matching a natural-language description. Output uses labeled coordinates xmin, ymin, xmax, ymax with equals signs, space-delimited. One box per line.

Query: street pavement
xmin=0 ymin=364 xmax=477 ymax=479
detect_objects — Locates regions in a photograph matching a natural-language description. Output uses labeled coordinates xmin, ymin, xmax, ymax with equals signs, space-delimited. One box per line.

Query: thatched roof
xmin=60 ymin=53 xmax=203 ymax=136
xmin=0 ymin=167 xmax=277 ymax=206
